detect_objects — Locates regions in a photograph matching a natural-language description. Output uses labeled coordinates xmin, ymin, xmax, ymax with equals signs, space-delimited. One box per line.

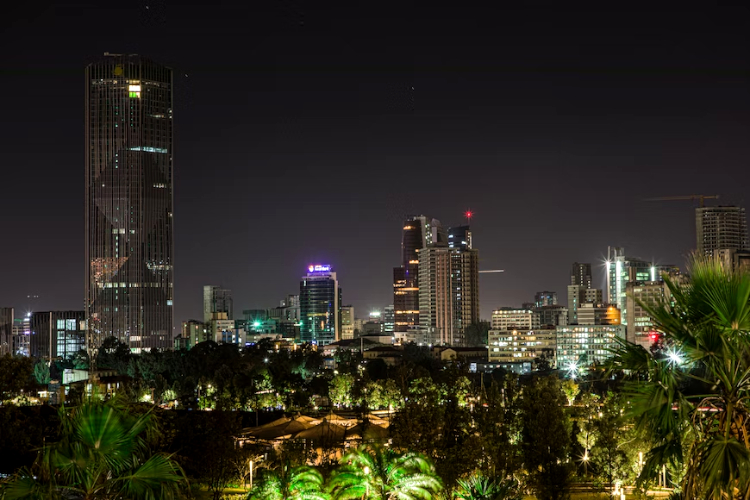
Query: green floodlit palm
xmin=608 ymin=256 xmax=750 ymax=499
xmin=1 ymin=397 xmax=186 ymax=500
xmin=327 ymin=446 xmax=443 ymax=500
xmin=246 ymin=464 xmax=328 ymax=500
xmin=453 ymin=475 xmax=521 ymax=500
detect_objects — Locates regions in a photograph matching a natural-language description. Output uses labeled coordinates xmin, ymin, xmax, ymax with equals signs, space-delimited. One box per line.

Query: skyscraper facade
xmin=393 ymin=216 xmax=444 ymax=336
xmin=696 ymin=206 xmax=748 ymax=258
xmin=29 ymin=311 xmax=86 ymax=360
xmin=570 ymin=262 xmax=592 ymax=288
xmin=85 ymin=53 xmax=174 ymax=352
xmin=0 ymin=307 xmax=13 ymax=357
xmin=300 ymin=265 xmax=341 ymax=345
xmin=203 ymin=286 xmax=233 ymax=322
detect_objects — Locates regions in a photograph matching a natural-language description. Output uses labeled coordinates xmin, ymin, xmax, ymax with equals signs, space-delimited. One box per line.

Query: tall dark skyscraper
xmin=570 ymin=262 xmax=592 ymax=288
xmin=85 ymin=53 xmax=174 ymax=352
xmin=203 ymin=285 xmax=233 ymax=322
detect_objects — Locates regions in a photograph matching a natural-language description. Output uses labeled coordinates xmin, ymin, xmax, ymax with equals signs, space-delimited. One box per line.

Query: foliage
xmin=0 ymin=355 xmax=34 ymax=399
xmin=247 ymin=463 xmax=328 ymax=500
xmin=0 ymin=405 xmax=59 ymax=474
xmin=0 ymin=397 xmax=186 ymax=499
xmin=329 ymin=373 xmax=358 ymax=408
xmin=589 ymin=393 xmax=631 ymax=492
xmin=560 ymin=379 xmax=579 ymax=406
xmin=32 ymin=360 xmax=51 ymax=386
xmin=453 ymin=474 xmax=522 ymax=500
xmin=327 ymin=446 xmax=443 ymax=499
xmin=608 ymin=256 xmax=750 ymax=498
xmin=519 ymin=376 xmax=572 ymax=500
xmin=463 ymin=321 xmax=490 ymax=347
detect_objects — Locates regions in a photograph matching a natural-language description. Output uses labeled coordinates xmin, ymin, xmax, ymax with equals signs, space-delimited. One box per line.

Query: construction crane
xmin=645 ymin=194 xmax=719 ymax=207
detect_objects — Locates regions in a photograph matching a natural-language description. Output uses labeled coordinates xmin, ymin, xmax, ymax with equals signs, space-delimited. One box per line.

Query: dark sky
xmin=1 ymin=3 xmax=749 ymax=326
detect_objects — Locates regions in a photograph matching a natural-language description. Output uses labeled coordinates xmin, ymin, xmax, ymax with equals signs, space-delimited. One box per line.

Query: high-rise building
xmin=534 ymin=291 xmax=557 ymax=307
xmin=606 ymin=247 xmax=674 ymax=325
xmin=393 ymin=216 xmax=444 ymax=337
xmin=85 ymin=53 xmax=174 ymax=352
xmin=571 ymin=263 xmax=592 ymax=288
xmin=178 ymin=320 xmax=208 ymax=350
xmin=625 ymin=275 xmax=687 ymax=347
xmin=576 ymin=303 xmax=621 ymax=326
xmin=300 ymin=264 xmax=341 ymax=345
xmin=696 ymin=206 xmax=748 ymax=258
xmin=0 ymin=308 xmax=13 ymax=356
xmin=29 ymin=311 xmax=86 ymax=360
xmin=418 ymin=226 xmax=479 ymax=346
xmin=534 ymin=305 xmax=568 ymax=327
xmin=341 ymin=305 xmax=355 ymax=340
xmin=447 ymin=225 xmax=472 ymax=250
xmin=12 ymin=317 xmax=30 ymax=356
xmin=203 ymin=286 xmax=233 ymax=322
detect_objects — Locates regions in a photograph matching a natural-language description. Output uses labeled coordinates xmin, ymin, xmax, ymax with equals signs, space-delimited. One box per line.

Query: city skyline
xmin=2 ymin=4 xmax=750 ymax=326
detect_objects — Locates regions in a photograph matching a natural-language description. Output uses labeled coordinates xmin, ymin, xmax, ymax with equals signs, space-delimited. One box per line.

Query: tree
xmin=247 ymin=463 xmax=328 ymax=500
xmin=608 ymin=256 xmax=750 ymax=498
xmin=329 ymin=373 xmax=357 ymax=408
xmin=1 ymin=397 xmax=186 ymax=499
xmin=0 ymin=355 xmax=34 ymax=399
xmin=464 ymin=321 xmax=490 ymax=347
xmin=327 ymin=446 xmax=443 ymax=499
xmin=589 ymin=393 xmax=631 ymax=493
xmin=33 ymin=360 xmax=51 ymax=386
xmin=519 ymin=376 xmax=572 ymax=500
xmin=561 ymin=379 xmax=579 ymax=406
xmin=453 ymin=474 xmax=522 ymax=500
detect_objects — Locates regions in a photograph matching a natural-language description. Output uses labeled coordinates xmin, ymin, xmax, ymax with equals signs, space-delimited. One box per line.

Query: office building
xmin=208 ymin=312 xmax=242 ymax=345
xmin=341 ymin=305 xmax=355 ymax=340
xmin=534 ymin=291 xmax=557 ymax=307
xmin=393 ymin=216 xmax=445 ymax=336
xmin=577 ymin=303 xmax=621 ymax=326
xmin=0 ymin=308 xmax=12 ymax=356
xmin=625 ymin=277 xmax=688 ymax=347
xmin=300 ymin=264 xmax=341 ymax=345
xmin=534 ymin=305 xmax=568 ymax=327
xmin=29 ymin=311 xmax=86 ymax=360
xmin=488 ymin=328 xmax=556 ymax=365
xmin=383 ymin=305 xmax=395 ymax=334
xmin=571 ymin=262 xmax=592 ymax=288
xmin=606 ymin=247 xmax=675 ymax=325
xmin=12 ymin=317 xmax=30 ymax=356
xmin=491 ymin=308 xmax=538 ymax=330
xmin=447 ymin=225 xmax=472 ymax=250
xmin=556 ymin=324 xmax=626 ymax=370
xmin=203 ymin=286 xmax=233 ymax=322
xmin=696 ymin=206 xmax=748 ymax=258
xmin=418 ymin=234 xmax=480 ymax=346
xmin=85 ymin=53 xmax=174 ymax=351
xmin=179 ymin=320 xmax=208 ymax=349
xmin=717 ymin=249 xmax=750 ymax=272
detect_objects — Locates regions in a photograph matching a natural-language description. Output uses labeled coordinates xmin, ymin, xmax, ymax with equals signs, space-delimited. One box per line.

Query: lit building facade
xmin=393 ymin=216 xmax=445 ymax=337
xmin=341 ymin=305 xmax=355 ymax=340
xmin=203 ymin=286 xmax=233 ymax=322
xmin=85 ymin=53 xmax=174 ymax=352
xmin=571 ymin=262 xmax=592 ymax=288
xmin=300 ymin=265 xmax=341 ymax=345
xmin=606 ymin=247 xmax=675 ymax=325
xmin=488 ymin=328 xmax=556 ymax=365
xmin=30 ymin=311 xmax=86 ymax=360
xmin=556 ymin=324 xmax=625 ymax=369
xmin=491 ymin=308 xmax=537 ymax=330
xmin=12 ymin=317 xmax=30 ymax=356
xmin=534 ymin=291 xmax=557 ymax=307
xmin=0 ymin=307 xmax=12 ymax=356
xmin=383 ymin=305 xmax=395 ymax=335
xmin=696 ymin=206 xmax=748 ymax=258
xmin=576 ymin=303 xmax=621 ymax=325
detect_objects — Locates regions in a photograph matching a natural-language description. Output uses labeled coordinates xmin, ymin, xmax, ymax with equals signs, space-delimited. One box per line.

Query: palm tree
xmin=609 ymin=256 xmax=750 ymax=499
xmin=246 ymin=463 xmax=328 ymax=500
xmin=1 ymin=397 xmax=186 ymax=499
xmin=453 ymin=474 xmax=521 ymax=500
xmin=327 ymin=446 xmax=443 ymax=499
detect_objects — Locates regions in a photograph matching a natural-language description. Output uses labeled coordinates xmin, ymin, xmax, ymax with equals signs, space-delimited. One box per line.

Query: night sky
xmin=1 ymin=3 xmax=749 ymax=326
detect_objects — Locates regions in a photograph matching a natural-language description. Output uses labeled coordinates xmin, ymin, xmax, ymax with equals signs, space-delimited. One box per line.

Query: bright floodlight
xmin=667 ymin=348 xmax=683 ymax=365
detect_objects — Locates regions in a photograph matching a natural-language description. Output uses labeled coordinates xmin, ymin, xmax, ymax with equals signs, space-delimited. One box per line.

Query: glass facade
xmin=555 ymin=324 xmax=625 ymax=369
xmin=300 ymin=267 xmax=340 ymax=345
xmin=30 ymin=311 xmax=86 ymax=360
xmin=85 ymin=54 xmax=174 ymax=351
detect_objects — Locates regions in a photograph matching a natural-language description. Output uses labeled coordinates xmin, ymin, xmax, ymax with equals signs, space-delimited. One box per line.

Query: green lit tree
xmin=327 ymin=446 xmax=443 ymax=499
xmin=329 ymin=373 xmax=358 ymax=408
xmin=246 ymin=463 xmax=328 ymax=500
xmin=609 ymin=256 xmax=750 ymax=498
xmin=0 ymin=397 xmax=186 ymax=499
xmin=453 ymin=474 xmax=522 ymax=500
xmin=561 ymin=379 xmax=579 ymax=406
xmin=32 ymin=360 xmax=51 ymax=386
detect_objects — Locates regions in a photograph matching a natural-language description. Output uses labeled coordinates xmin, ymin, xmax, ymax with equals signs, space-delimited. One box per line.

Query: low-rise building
xmin=488 ymin=328 xmax=556 ymax=366
xmin=556 ymin=324 xmax=625 ymax=370
xmin=431 ymin=346 xmax=488 ymax=363
xmin=491 ymin=308 xmax=538 ymax=330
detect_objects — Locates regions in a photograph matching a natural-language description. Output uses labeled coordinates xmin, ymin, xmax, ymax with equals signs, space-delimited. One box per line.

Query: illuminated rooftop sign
xmin=308 ymin=264 xmax=331 ymax=273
